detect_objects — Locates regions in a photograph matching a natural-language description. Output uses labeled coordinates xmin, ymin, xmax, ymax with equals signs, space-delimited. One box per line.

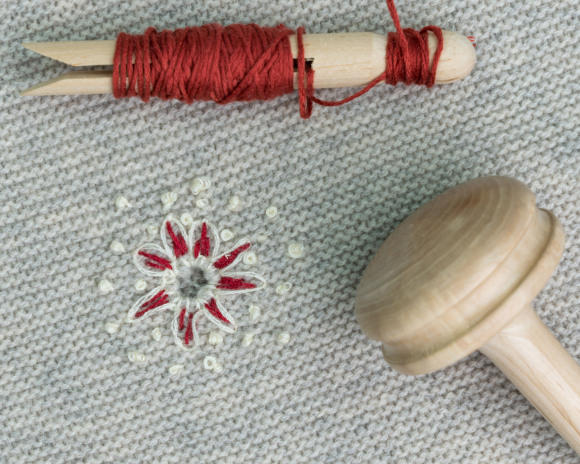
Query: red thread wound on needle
xmin=113 ymin=24 xmax=294 ymax=104
xmin=113 ymin=0 xmax=443 ymax=118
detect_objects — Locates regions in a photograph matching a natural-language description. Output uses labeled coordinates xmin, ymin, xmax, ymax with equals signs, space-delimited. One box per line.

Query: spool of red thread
xmin=21 ymin=0 xmax=476 ymax=117
xmin=112 ymin=0 xmax=475 ymax=117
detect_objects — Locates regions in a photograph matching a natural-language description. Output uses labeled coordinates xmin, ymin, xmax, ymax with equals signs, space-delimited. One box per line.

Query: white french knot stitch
xmin=208 ymin=332 xmax=224 ymax=345
xmin=243 ymin=251 xmax=257 ymax=265
xmin=203 ymin=356 xmax=224 ymax=373
xmin=110 ymin=240 xmax=126 ymax=254
xmin=135 ymin=279 xmax=147 ymax=292
xmin=228 ymin=195 xmax=241 ymax=210
xmin=180 ymin=212 xmax=194 ymax=226
xmin=151 ymin=328 xmax=162 ymax=341
xmin=196 ymin=199 xmax=209 ymax=209
xmin=105 ymin=322 xmax=120 ymax=334
xmin=98 ymin=279 xmax=114 ymax=293
xmin=220 ymin=229 xmax=234 ymax=241
xmin=265 ymin=206 xmax=277 ymax=218
xmin=277 ymin=332 xmax=291 ymax=345
xmin=287 ymin=243 xmax=304 ymax=258
xmin=248 ymin=304 xmax=261 ymax=321
xmin=116 ymin=195 xmax=132 ymax=209
xmin=276 ymin=282 xmax=292 ymax=295
xmin=191 ymin=177 xmax=211 ymax=195
xmin=241 ymin=332 xmax=254 ymax=347
xmin=161 ymin=191 xmax=178 ymax=209
xmin=128 ymin=351 xmax=146 ymax=363
xmin=169 ymin=364 xmax=184 ymax=375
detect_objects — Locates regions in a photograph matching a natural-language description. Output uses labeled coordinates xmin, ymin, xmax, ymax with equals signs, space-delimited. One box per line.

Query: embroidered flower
xmin=128 ymin=214 xmax=266 ymax=350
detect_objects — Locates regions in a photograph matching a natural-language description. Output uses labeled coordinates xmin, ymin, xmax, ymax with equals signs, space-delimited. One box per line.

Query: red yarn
xmin=166 ymin=222 xmax=188 ymax=258
xmin=205 ymin=299 xmax=230 ymax=323
xmin=135 ymin=290 xmax=169 ymax=318
xmin=194 ymin=222 xmax=211 ymax=258
xmin=298 ymin=0 xmax=443 ymax=117
xmin=138 ymin=251 xmax=172 ymax=270
xmin=213 ymin=243 xmax=251 ymax=269
xmin=217 ymin=276 xmax=256 ymax=290
xmin=184 ymin=313 xmax=195 ymax=346
xmin=178 ymin=307 xmax=187 ymax=331
xmin=113 ymin=24 xmax=294 ymax=104
xmin=113 ymin=0 xmax=443 ymax=118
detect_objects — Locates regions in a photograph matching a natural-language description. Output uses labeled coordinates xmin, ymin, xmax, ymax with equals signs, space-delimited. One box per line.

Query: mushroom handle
xmin=480 ymin=304 xmax=580 ymax=453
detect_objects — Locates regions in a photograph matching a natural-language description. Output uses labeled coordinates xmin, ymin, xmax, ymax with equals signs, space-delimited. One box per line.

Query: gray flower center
xmin=178 ymin=266 xmax=209 ymax=299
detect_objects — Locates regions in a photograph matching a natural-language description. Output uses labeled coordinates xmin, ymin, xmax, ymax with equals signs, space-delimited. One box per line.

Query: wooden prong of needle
xmin=21 ymin=40 xmax=116 ymax=66
xmin=20 ymin=71 xmax=113 ymax=96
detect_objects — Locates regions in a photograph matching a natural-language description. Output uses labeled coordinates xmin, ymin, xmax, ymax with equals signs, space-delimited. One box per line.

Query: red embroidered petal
xmin=184 ymin=313 xmax=195 ymax=346
xmin=205 ymin=298 xmax=230 ymax=324
xmin=217 ymin=276 xmax=256 ymax=290
xmin=135 ymin=290 xmax=169 ymax=318
xmin=138 ymin=251 xmax=172 ymax=270
xmin=166 ymin=221 xmax=188 ymax=258
xmin=194 ymin=222 xmax=211 ymax=258
xmin=213 ymin=243 xmax=251 ymax=269
xmin=178 ymin=307 xmax=187 ymax=331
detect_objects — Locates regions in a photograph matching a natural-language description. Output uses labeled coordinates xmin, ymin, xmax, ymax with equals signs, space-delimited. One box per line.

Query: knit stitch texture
xmin=2 ymin=0 xmax=580 ymax=462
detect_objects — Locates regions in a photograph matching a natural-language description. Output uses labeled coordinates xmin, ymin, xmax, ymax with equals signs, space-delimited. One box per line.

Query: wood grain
xmin=355 ymin=176 xmax=580 ymax=454
xmin=481 ymin=306 xmax=580 ymax=454
xmin=356 ymin=177 xmax=565 ymax=375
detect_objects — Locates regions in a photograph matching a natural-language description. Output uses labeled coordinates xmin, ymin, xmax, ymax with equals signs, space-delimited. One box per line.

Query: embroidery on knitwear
xmin=228 ymin=195 xmax=241 ymax=210
xmin=116 ymin=195 xmax=132 ymax=209
xmin=287 ymin=243 xmax=304 ymax=258
xmin=203 ymin=356 xmax=223 ymax=373
xmin=169 ymin=364 xmax=185 ymax=375
xmin=151 ymin=327 xmax=162 ymax=341
xmin=128 ymin=214 xmax=267 ymax=350
xmin=99 ymin=279 xmax=114 ymax=293
xmin=191 ymin=177 xmax=211 ymax=195
xmin=241 ymin=332 xmax=254 ymax=347
xmin=135 ymin=278 xmax=147 ymax=292
xmin=276 ymin=282 xmax=292 ymax=295
xmin=277 ymin=332 xmax=291 ymax=345
xmin=128 ymin=350 xmax=146 ymax=363
xmin=161 ymin=191 xmax=178 ymax=210
xmin=196 ymin=199 xmax=209 ymax=209
xmin=208 ymin=331 xmax=224 ymax=345
xmin=265 ymin=206 xmax=277 ymax=218
xmin=220 ymin=229 xmax=234 ymax=241
xmin=243 ymin=252 xmax=257 ymax=265
xmin=248 ymin=304 xmax=261 ymax=321
xmin=110 ymin=239 xmax=126 ymax=254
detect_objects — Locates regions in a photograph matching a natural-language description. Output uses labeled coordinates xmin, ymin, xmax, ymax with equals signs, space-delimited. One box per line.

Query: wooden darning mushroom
xmin=355 ymin=176 xmax=580 ymax=454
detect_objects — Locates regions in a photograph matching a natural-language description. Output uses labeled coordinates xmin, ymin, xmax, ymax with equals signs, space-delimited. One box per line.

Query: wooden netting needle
xmin=20 ymin=31 xmax=476 ymax=97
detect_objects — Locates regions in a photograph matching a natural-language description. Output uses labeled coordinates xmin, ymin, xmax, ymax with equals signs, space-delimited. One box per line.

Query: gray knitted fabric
xmin=2 ymin=0 xmax=580 ymax=462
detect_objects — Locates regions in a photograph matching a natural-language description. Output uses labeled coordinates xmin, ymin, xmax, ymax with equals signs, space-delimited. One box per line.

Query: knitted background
xmin=2 ymin=0 xmax=580 ymax=462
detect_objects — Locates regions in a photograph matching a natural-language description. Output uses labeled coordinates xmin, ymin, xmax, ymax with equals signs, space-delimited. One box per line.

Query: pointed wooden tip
xmin=20 ymin=71 xmax=113 ymax=96
xmin=21 ymin=40 xmax=116 ymax=66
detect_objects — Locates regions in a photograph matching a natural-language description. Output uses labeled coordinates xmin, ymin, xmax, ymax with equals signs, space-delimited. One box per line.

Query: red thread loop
xmin=113 ymin=0 xmax=443 ymax=118
xmin=298 ymin=1 xmax=443 ymax=117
